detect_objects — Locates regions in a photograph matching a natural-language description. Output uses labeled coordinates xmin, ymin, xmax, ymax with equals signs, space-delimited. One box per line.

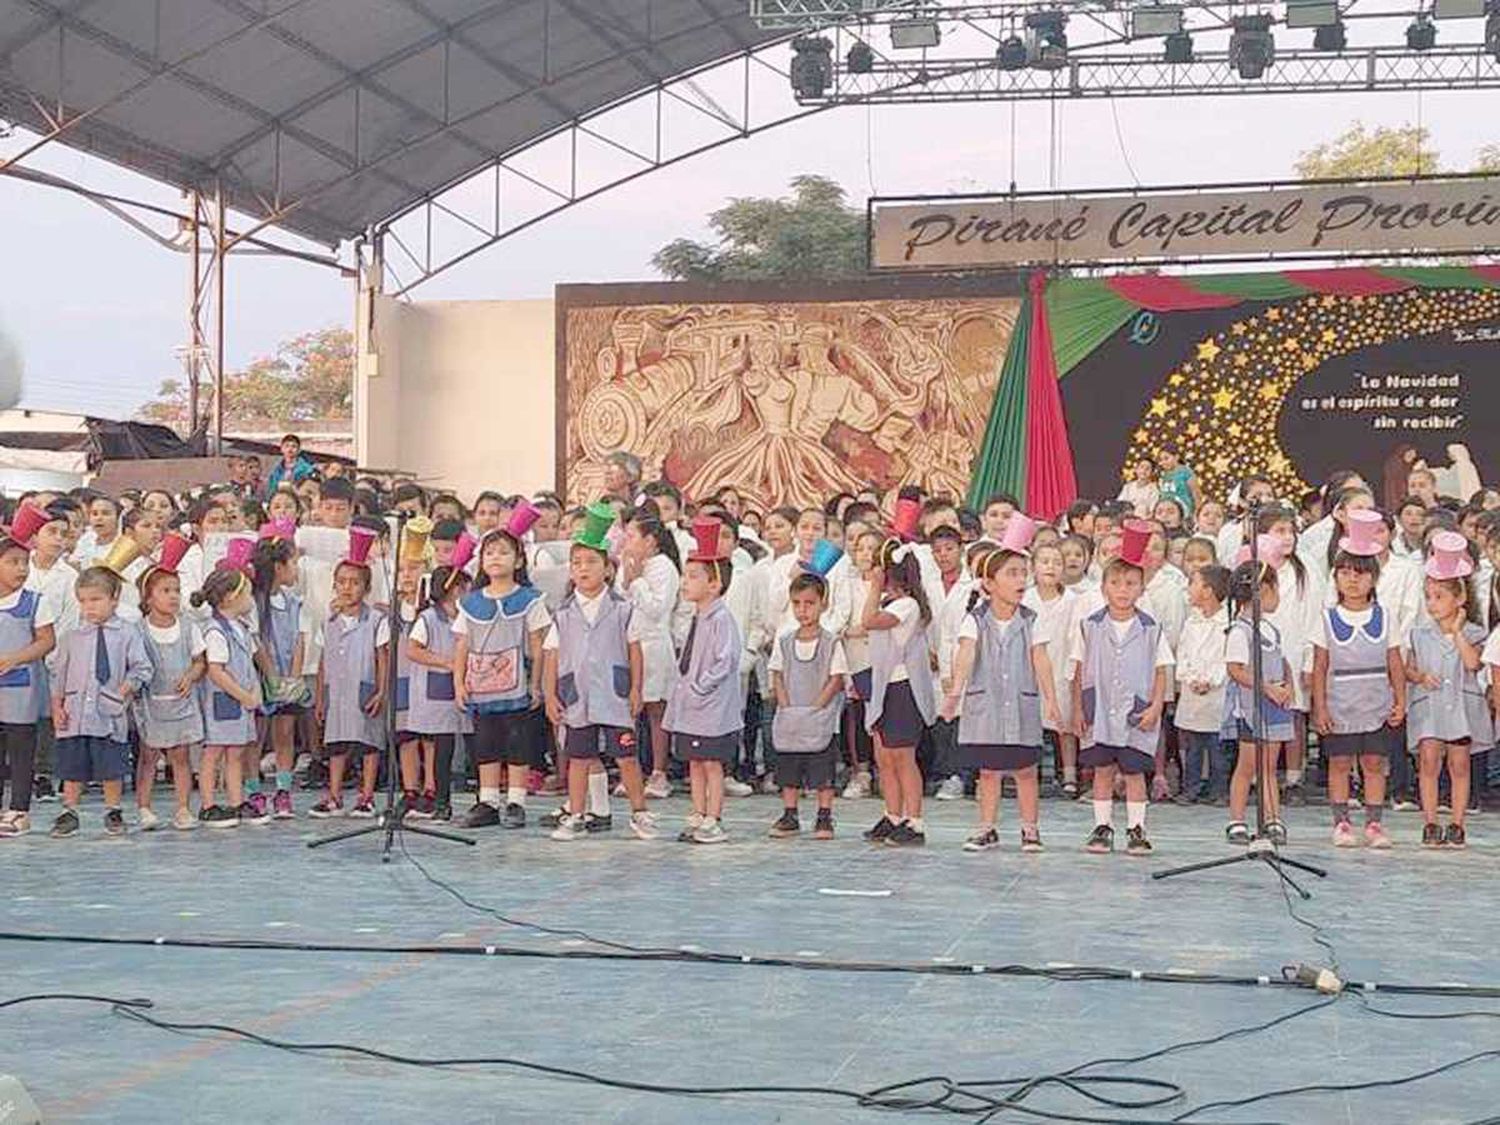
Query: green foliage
xmin=138 ymin=327 xmax=353 ymax=430
xmin=651 ymin=174 xmax=867 ymax=281
xmin=1294 ymin=122 xmax=1441 ymax=180
xmin=1476 ymin=143 xmax=1500 ymax=174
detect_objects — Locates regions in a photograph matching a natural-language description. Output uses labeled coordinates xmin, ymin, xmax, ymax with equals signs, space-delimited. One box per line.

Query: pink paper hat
xmin=997 ymin=513 xmax=1037 ymax=556
xmin=1119 ymin=519 xmax=1152 ymax=569
xmin=346 ymin=525 xmax=377 ymax=567
xmin=506 ymin=499 xmax=541 ymax=539
xmin=1235 ymin=532 xmax=1286 ymax=570
xmin=1337 ymin=509 xmax=1383 ymax=559
xmin=258 ymin=517 xmax=297 ymax=543
xmin=1425 ymin=530 xmax=1474 ymax=580
xmin=450 ymin=531 xmax=477 ymax=572
xmin=217 ymin=536 xmax=255 ymax=573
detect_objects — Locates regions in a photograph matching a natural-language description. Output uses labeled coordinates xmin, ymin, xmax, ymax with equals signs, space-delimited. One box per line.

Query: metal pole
xmin=187 ymin=189 xmax=201 ymax=436
xmin=212 ymin=179 xmax=226 ymax=456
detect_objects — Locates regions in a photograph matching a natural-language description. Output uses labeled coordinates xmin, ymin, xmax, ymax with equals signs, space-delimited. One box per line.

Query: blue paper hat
xmin=803 ymin=538 xmax=844 ymax=579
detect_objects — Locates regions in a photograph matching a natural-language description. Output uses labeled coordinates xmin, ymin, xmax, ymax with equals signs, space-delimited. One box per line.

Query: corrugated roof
xmin=0 ymin=0 xmax=779 ymax=245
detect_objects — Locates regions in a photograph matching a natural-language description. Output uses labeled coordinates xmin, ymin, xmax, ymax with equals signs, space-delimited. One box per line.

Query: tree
xmin=1294 ymin=122 xmax=1441 ymax=180
xmin=651 ymin=174 xmax=867 ymax=281
xmin=1476 ymin=143 xmax=1500 ymax=174
xmin=138 ymin=327 xmax=353 ymax=432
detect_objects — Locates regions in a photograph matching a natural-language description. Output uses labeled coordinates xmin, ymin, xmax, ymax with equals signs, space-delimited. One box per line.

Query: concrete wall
xmin=357 ymin=292 xmax=556 ymax=500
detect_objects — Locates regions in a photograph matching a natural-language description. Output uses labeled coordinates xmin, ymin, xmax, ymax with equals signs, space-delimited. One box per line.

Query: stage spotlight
xmin=1487 ymin=4 xmax=1500 ymax=62
xmin=1132 ymin=5 xmax=1184 ymax=37
xmin=890 ymin=18 xmax=940 ymax=49
xmin=1229 ymin=14 xmax=1275 ymax=79
xmin=789 ymin=35 xmax=834 ymax=99
xmin=1406 ymin=13 xmax=1437 ymax=48
xmin=1164 ymin=30 xmax=1194 ymax=62
xmin=1285 ymin=0 xmax=1338 ymax=28
xmin=1314 ymin=21 xmax=1347 ymax=49
xmin=1434 ymin=0 xmax=1485 ymax=18
xmin=1025 ymin=10 xmax=1069 ymax=70
xmin=996 ymin=35 xmax=1029 ymax=70
xmin=846 ymin=40 xmax=875 ymax=73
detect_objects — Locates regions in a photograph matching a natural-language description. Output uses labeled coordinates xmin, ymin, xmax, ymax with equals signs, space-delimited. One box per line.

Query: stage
xmin=4 ymin=795 xmax=1498 ymax=1123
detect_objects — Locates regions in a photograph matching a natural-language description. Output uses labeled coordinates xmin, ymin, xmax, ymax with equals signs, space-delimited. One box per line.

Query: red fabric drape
xmin=1472 ymin=265 xmax=1500 ymax=285
xmin=1023 ymin=272 xmax=1078 ymax=519
xmin=1106 ymin=274 xmax=1243 ymax=311
xmin=1281 ymin=267 xmax=1410 ymax=296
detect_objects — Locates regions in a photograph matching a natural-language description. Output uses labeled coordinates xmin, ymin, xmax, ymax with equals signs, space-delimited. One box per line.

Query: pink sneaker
xmin=1364 ymin=821 xmax=1392 ymax=849
xmin=1332 ymin=821 xmax=1357 ymax=847
xmin=272 ymin=790 xmax=295 ymax=819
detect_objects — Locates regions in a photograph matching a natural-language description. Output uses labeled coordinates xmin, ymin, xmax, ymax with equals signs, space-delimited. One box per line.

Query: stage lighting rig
xmin=1025 ymin=10 xmax=1068 ymax=70
xmin=846 ymin=39 xmax=875 ymax=73
xmin=1434 ymin=0 xmax=1486 ymax=17
xmin=1487 ymin=2 xmax=1500 ymax=62
xmin=1163 ymin=30 xmax=1194 ymax=61
xmin=996 ymin=34 xmax=1029 ymax=69
xmin=890 ymin=18 xmax=941 ymax=48
xmin=1132 ymin=5 xmax=1185 ymax=37
xmin=1406 ymin=12 xmax=1437 ymax=48
xmin=1229 ymin=13 xmax=1275 ymax=78
xmin=1314 ymin=21 xmax=1347 ymax=49
xmin=789 ymin=35 xmax=834 ymax=98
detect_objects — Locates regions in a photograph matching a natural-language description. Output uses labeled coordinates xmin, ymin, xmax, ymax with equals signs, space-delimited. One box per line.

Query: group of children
xmin=1 ymin=456 xmax=1496 ymax=855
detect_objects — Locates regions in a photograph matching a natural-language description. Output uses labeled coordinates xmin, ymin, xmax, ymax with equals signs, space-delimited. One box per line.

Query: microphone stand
xmin=309 ymin=511 xmax=475 ymax=861
xmin=1153 ymin=501 xmax=1328 ymax=898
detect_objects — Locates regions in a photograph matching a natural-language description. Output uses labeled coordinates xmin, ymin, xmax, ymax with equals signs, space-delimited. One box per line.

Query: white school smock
xmin=1022 ymin=585 xmax=1079 ymax=729
xmin=618 ymin=553 xmax=680 ymax=703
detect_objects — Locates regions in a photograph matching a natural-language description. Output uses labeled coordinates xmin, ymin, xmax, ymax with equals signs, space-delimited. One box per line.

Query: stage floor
xmin=4 ymin=793 xmax=1498 ymax=1124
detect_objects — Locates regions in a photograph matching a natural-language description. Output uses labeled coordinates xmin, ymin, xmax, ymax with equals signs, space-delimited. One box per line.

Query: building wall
xmin=358 ymin=293 xmax=556 ymax=501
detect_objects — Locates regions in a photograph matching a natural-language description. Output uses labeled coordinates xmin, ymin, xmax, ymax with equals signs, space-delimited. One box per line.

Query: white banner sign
xmin=870 ymin=179 xmax=1500 ymax=269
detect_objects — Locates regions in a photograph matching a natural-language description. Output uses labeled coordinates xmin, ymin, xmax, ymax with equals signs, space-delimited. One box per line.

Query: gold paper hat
xmin=401 ymin=516 xmax=433 ymax=564
xmin=98 ymin=535 xmax=144 ymax=576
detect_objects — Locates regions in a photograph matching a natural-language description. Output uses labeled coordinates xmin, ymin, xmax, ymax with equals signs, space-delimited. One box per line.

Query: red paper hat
xmin=450 ymin=530 xmax=477 ymax=572
xmin=157 ymin=532 xmax=190 ymax=574
xmin=890 ymin=497 xmax=922 ymax=543
xmin=6 ymin=502 xmax=48 ymax=549
xmin=686 ymin=516 xmax=728 ymax=563
xmin=259 ymin=518 xmax=297 ymax=543
xmin=506 ymin=499 xmax=541 ymax=539
xmin=1118 ymin=519 xmax=1152 ymax=569
xmin=1425 ymin=530 xmax=1474 ymax=580
xmin=217 ymin=536 xmax=255 ymax=573
xmin=346 ymin=526 xmax=377 ymax=567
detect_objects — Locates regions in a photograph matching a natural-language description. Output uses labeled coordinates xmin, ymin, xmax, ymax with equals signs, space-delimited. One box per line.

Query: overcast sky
xmin=1 ymin=48 xmax=1495 ymax=421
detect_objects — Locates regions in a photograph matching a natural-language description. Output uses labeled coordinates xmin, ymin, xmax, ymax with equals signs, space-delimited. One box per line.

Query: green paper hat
xmin=573 ymin=501 xmax=616 ymax=553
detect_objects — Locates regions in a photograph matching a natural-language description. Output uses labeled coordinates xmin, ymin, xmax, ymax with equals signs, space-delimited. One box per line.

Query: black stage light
xmin=996 ymin=35 xmax=1029 ymax=70
xmin=1406 ymin=14 xmax=1437 ymax=50
xmin=1229 ymin=14 xmax=1275 ymax=79
xmin=1164 ymin=30 xmax=1194 ymax=62
xmin=790 ymin=36 xmax=834 ymax=98
xmin=1313 ymin=21 xmax=1347 ymax=50
xmin=846 ymin=40 xmax=875 ymax=73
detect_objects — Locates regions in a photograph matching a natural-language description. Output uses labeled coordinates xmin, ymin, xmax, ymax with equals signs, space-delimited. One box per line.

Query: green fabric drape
xmin=1380 ymin=266 xmax=1499 ymax=289
xmin=1044 ymin=278 xmax=1136 ymax=378
xmin=966 ymin=294 xmax=1033 ymax=509
xmin=1191 ymin=273 xmax=1311 ymax=301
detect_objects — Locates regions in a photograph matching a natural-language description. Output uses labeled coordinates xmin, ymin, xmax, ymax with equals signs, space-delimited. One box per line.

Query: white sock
xmin=1286 ymin=769 xmax=1303 ymax=786
xmin=1126 ymin=800 xmax=1147 ymax=830
xmin=506 ymin=786 xmax=526 ymax=808
xmin=909 ymin=817 xmax=925 ymax=832
xmin=1092 ymin=799 xmax=1113 ymax=827
xmin=884 ymin=811 xmax=900 ymax=825
xmin=479 ymin=787 xmax=502 ymax=809
xmin=1063 ymin=765 xmax=1078 ymax=783
xmin=588 ymin=771 xmax=610 ymax=817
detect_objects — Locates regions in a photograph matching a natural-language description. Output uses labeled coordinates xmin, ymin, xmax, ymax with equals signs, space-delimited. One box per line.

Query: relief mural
xmin=562 ymin=297 xmax=1019 ymax=510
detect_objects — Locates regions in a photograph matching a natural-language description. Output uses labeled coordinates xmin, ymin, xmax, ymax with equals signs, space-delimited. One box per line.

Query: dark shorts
xmin=1078 ymin=743 xmax=1154 ymax=775
xmin=776 ymin=743 xmax=839 ymax=790
xmin=872 ymin=681 xmax=925 ymax=749
xmin=670 ymin=730 xmax=740 ymax=764
xmin=1323 ymin=728 xmax=1399 ymax=758
xmin=564 ymin=724 xmax=636 ymax=760
xmin=473 ymin=709 xmax=543 ymax=767
xmin=56 ymin=736 xmax=130 ymax=783
xmin=962 ymin=743 xmax=1042 ymax=773
xmin=322 ymin=740 xmax=381 ymax=758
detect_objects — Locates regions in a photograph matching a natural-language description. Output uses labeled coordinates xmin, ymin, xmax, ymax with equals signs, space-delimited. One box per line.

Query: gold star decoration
xmin=1301 ymin=353 xmax=1320 ymax=371
xmin=1320 ymin=328 xmax=1336 ymax=344
xmin=1211 ymin=387 xmax=1236 ymax=410
xmin=1211 ymin=454 xmax=1233 ymax=474
xmin=1196 ymin=339 xmax=1222 ymax=362
xmin=1230 ymin=322 xmax=1247 ymax=336
xmin=1258 ymin=381 xmax=1281 ymax=401
xmin=1168 ymin=372 xmax=1185 ymax=387
xmin=1148 ymin=397 xmax=1170 ymax=417
xmin=1265 ymin=307 xmax=1281 ymax=321
xmin=1186 ymin=422 xmax=1201 ymax=437
xmin=1267 ymin=451 xmax=1291 ymax=475
xmin=1282 ymin=337 xmax=1301 ymax=352
xmin=1227 ymin=422 xmax=1243 ymax=438
xmin=1233 ymin=354 xmax=1250 ymax=368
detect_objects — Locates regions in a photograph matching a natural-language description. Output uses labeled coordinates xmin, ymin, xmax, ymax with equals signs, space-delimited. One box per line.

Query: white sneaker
xmin=260 ymin=752 xmax=277 ymax=776
xmin=612 ymin=781 xmax=628 ymax=798
xmin=936 ymin=775 xmax=965 ymax=801
xmin=644 ymin=773 xmax=673 ymax=800
xmin=842 ymin=771 xmax=872 ymax=800
xmin=723 ymin=776 xmax=753 ymax=798
xmin=677 ymin=811 xmax=706 ymax=842
xmin=758 ymin=773 xmax=779 ymax=795
xmin=550 ymin=814 xmax=588 ymax=841
xmin=630 ymin=809 xmax=660 ymax=840
xmin=171 ymin=808 xmax=197 ymax=831
xmin=691 ymin=818 xmax=727 ymax=844
xmin=137 ymin=807 xmax=161 ymax=832
xmin=0 ymin=811 xmax=30 ymax=837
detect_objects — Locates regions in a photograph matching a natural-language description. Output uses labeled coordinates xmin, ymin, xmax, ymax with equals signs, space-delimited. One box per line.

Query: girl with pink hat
xmin=1310 ymin=510 xmax=1406 ymax=850
xmin=1407 ymin=531 xmax=1491 ymax=849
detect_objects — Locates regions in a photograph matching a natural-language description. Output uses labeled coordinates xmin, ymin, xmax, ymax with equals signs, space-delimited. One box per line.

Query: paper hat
xmin=1425 ymin=530 xmax=1475 ymax=580
xmin=1118 ymin=519 xmax=1152 ymax=569
xmin=258 ymin=517 xmax=297 ymax=543
xmin=890 ymin=497 xmax=922 ymax=543
xmin=217 ymin=535 xmax=255 ymax=573
xmin=997 ymin=513 xmax=1037 ymax=557
xmin=401 ymin=515 xmax=433 ymax=563
xmin=450 ymin=530 xmax=477 ymax=573
xmin=1337 ymin=509 xmax=1384 ymax=559
xmin=572 ymin=501 xmax=615 ymax=553
xmin=1234 ymin=533 xmax=1287 ymax=571
xmin=686 ymin=516 xmax=729 ymax=563
xmin=157 ymin=532 xmax=190 ymax=574
xmin=803 ymin=538 xmax=844 ymax=578
xmin=345 ymin=525 xmax=377 ymax=567
xmin=6 ymin=503 xmax=48 ymax=549
xmin=99 ymin=535 xmax=144 ymax=576
xmin=506 ymin=499 xmax=541 ymax=539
